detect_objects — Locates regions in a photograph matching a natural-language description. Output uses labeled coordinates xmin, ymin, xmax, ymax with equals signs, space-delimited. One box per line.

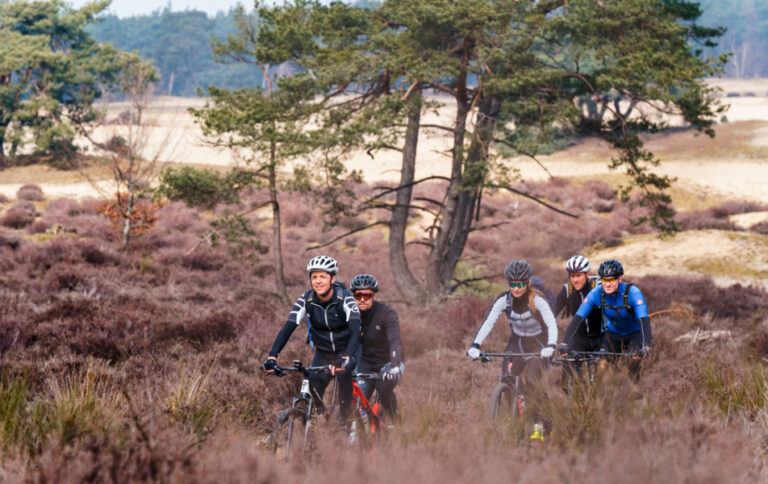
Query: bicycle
xmin=476 ymin=351 xmax=541 ymax=424
xmin=266 ymin=360 xmax=383 ymax=460
xmin=553 ymin=350 xmax=639 ymax=390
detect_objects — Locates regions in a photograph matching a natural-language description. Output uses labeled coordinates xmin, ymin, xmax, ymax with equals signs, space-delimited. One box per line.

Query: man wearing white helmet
xmin=554 ymin=255 xmax=603 ymax=390
xmin=263 ymin=255 xmax=361 ymax=419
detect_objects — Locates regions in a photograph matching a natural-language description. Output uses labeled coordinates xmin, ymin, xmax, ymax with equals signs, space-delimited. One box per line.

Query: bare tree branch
xmin=305 ymin=221 xmax=388 ymax=251
xmin=490 ymin=184 xmax=579 ymax=218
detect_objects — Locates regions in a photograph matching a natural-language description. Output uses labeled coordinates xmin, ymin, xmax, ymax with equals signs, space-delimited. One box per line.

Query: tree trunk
xmin=121 ymin=194 xmax=135 ymax=247
xmin=389 ymin=87 xmax=427 ymax=303
xmin=425 ymin=82 xmax=470 ymax=301
xmin=427 ymin=93 xmax=502 ymax=300
xmin=269 ymin=151 xmax=290 ymax=304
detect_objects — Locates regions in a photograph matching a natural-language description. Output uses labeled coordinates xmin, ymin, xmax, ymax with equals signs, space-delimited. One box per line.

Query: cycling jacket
xmin=358 ymin=301 xmax=404 ymax=368
xmin=472 ymin=291 xmax=557 ymax=347
xmin=269 ymin=283 xmax=361 ymax=357
xmin=576 ymin=283 xmax=649 ymax=335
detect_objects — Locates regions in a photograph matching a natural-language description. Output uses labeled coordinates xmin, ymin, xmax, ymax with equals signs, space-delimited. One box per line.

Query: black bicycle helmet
xmin=597 ymin=259 xmax=624 ymax=278
xmin=350 ymin=274 xmax=379 ymax=293
xmin=504 ymin=259 xmax=532 ymax=282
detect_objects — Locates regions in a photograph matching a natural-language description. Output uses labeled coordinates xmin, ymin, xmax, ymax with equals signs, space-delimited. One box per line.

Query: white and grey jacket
xmin=472 ymin=291 xmax=557 ymax=347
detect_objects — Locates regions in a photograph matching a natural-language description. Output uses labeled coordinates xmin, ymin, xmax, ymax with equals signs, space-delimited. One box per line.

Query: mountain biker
xmin=561 ymin=259 xmax=651 ymax=382
xmin=262 ymin=255 xmax=361 ymax=419
xmin=350 ymin=274 xmax=404 ymax=423
xmin=467 ymin=259 xmax=557 ymax=440
xmin=554 ymin=255 xmax=603 ymax=390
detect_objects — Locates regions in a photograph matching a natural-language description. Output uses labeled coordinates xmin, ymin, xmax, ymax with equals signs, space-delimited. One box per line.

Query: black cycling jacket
xmin=359 ymin=301 xmax=404 ymax=368
xmin=554 ymin=279 xmax=603 ymax=340
xmin=269 ymin=283 xmax=361 ymax=357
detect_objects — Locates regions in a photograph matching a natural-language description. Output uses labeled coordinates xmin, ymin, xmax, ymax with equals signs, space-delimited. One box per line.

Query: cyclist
xmin=554 ymin=255 xmax=602 ymax=390
xmin=467 ymin=259 xmax=557 ymax=440
xmin=262 ymin=255 xmax=361 ymax=420
xmin=562 ymin=259 xmax=651 ymax=382
xmin=350 ymin=274 xmax=404 ymax=423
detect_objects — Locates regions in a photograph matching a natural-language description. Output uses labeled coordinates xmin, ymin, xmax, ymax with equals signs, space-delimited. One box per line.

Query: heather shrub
xmin=282 ymin=202 xmax=314 ymax=227
xmin=17 ymin=184 xmax=44 ymax=201
xmin=750 ymin=221 xmax=768 ymax=234
xmin=182 ymin=249 xmax=229 ymax=271
xmin=26 ymin=219 xmax=53 ymax=234
xmin=0 ymin=229 xmax=22 ymax=250
xmin=1 ymin=201 xmax=37 ymax=228
xmin=0 ymin=193 xmax=9 ymax=204
xmin=42 ymin=198 xmax=113 ymax=240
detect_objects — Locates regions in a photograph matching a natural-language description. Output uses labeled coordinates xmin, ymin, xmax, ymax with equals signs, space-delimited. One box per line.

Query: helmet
xmin=306 ymin=255 xmax=338 ymax=275
xmin=504 ymin=259 xmax=532 ymax=282
xmin=350 ymin=274 xmax=379 ymax=293
xmin=597 ymin=259 xmax=624 ymax=278
xmin=565 ymin=255 xmax=591 ymax=274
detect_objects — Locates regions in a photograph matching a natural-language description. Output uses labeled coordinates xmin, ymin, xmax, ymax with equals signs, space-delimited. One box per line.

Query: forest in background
xmin=86 ymin=0 xmax=768 ymax=97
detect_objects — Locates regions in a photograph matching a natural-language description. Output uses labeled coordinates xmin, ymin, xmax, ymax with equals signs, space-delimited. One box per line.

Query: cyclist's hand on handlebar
xmin=467 ymin=345 xmax=481 ymax=360
xmin=382 ymin=365 xmax=402 ymax=382
xmin=331 ymin=356 xmax=352 ymax=375
xmin=262 ymin=357 xmax=278 ymax=373
xmin=636 ymin=347 xmax=650 ymax=359
xmin=540 ymin=346 xmax=554 ymax=358
xmin=558 ymin=343 xmax=569 ymax=356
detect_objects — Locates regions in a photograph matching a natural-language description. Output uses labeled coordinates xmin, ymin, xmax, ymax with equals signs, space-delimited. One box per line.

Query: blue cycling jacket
xmin=576 ymin=283 xmax=649 ymax=335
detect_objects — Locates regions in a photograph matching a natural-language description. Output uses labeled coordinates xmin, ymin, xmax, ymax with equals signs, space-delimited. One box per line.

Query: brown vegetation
xmin=0 ymin=178 xmax=766 ymax=482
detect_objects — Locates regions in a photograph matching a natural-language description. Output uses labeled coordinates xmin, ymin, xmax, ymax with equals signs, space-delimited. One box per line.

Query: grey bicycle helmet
xmin=306 ymin=255 xmax=338 ymax=275
xmin=565 ymin=255 xmax=591 ymax=274
xmin=350 ymin=274 xmax=379 ymax=293
xmin=504 ymin=259 xmax=532 ymax=282
xmin=597 ymin=259 xmax=624 ymax=278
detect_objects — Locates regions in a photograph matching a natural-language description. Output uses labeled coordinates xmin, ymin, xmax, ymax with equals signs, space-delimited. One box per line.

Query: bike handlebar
xmin=263 ymin=360 xmax=333 ymax=377
xmin=478 ymin=351 xmax=541 ymax=363
xmin=353 ymin=372 xmax=382 ymax=380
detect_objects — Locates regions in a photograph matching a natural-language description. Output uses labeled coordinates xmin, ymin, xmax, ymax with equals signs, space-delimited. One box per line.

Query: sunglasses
xmin=508 ymin=281 xmax=527 ymax=289
xmin=354 ymin=292 xmax=374 ymax=301
xmin=600 ymin=277 xmax=618 ymax=284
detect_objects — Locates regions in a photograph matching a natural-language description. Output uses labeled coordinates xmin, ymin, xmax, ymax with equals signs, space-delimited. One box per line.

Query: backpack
xmin=529 ymin=276 xmax=556 ymax=314
xmin=563 ymin=275 xmax=599 ymax=298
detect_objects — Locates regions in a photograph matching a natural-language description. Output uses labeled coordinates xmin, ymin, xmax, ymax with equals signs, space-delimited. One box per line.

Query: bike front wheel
xmin=270 ymin=407 xmax=309 ymax=461
xmin=489 ymin=383 xmax=520 ymax=424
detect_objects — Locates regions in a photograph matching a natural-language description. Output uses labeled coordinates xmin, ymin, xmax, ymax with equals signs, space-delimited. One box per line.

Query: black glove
xmin=636 ymin=347 xmax=650 ymax=359
xmin=558 ymin=343 xmax=569 ymax=356
xmin=334 ymin=356 xmax=353 ymax=370
xmin=262 ymin=358 xmax=277 ymax=372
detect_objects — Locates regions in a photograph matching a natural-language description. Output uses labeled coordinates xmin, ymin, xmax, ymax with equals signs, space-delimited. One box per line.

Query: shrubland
xmin=0 ymin=178 xmax=766 ymax=482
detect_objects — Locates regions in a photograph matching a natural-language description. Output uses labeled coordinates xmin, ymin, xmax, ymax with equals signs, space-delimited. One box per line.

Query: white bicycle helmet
xmin=565 ymin=255 xmax=591 ymax=274
xmin=306 ymin=255 xmax=338 ymax=275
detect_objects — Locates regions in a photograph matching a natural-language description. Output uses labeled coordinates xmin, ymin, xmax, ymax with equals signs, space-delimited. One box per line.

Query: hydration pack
xmin=599 ymin=283 xmax=635 ymax=314
xmin=563 ymin=275 xmax=599 ymax=298
xmin=529 ymin=276 xmax=556 ymax=312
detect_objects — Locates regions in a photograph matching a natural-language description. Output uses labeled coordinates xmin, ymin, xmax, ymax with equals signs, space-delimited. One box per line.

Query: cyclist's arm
xmin=341 ymin=291 xmax=361 ymax=358
xmin=268 ymin=294 xmax=307 ymax=357
xmin=383 ymin=306 xmax=404 ymax=367
xmin=563 ymin=289 xmax=600 ymax=345
xmin=471 ymin=293 xmax=507 ymax=347
xmin=534 ymin=294 xmax=558 ymax=346
xmin=628 ymin=285 xmax=651 ymax=347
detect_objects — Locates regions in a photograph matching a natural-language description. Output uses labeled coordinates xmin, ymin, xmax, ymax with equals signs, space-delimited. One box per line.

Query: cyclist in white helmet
xmin=554 ymin=255 xmax=602 ymax=391
xmin=263 ymin=255 xmax=361 ymax=420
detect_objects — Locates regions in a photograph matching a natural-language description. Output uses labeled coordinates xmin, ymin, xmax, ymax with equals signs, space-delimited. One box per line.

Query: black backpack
xmin=529 ymin=276 xmax=556 ymax=314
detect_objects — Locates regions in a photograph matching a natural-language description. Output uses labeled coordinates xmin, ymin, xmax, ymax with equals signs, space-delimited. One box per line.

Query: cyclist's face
xmin=569 ymin=272 xmax=588 ymax=290
xmin=509 ymin=282 xmax=527 ymax=298
xmin=601 ymin=275 xmax=622 ymax=294
xmin=310 ymin=271 xmax=335 ymax=296
xmin=354 ymin=291 xmax=375 ymax=311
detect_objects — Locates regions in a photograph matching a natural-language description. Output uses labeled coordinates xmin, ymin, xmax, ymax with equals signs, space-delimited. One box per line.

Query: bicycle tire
xmin=489 ymin=383 xmax=517 ymax=423
xmin=270 ymin=407 xmax=309 ymax=461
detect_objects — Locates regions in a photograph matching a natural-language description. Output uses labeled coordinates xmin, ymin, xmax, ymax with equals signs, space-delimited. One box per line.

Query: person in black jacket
xmin=350 ymin=274 xmax=404 ymax=422
xmin=554 ymin=255 xmax=602 ymax=390
xmin=262 ymin=255 xmax=361 ymax=419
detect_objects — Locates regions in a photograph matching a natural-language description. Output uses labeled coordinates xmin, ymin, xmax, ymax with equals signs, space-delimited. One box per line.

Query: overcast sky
xmin=67 ymin=0 xmax=254 ymax=17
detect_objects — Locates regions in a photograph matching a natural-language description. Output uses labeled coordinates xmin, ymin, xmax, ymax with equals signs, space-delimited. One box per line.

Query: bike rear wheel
xmin=270 ymin=407 xmax=309 ymax=461
xmin=489 ymin=383 xmax=520 ymax=424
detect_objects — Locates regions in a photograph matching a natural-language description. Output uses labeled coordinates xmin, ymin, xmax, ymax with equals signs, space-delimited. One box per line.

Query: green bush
xmin=155 ymin=167 xmax=255 ymax=209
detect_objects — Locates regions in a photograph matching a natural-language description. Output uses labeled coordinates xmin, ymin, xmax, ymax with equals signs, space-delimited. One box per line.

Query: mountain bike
xmin=351 ymin=371 xmax=384 ymax=449
xmin=553 ymin=350 xmax=638 ymax=390
xmin=266 ymin=360 xmax=338 ymax=460
xmin=477 ymin=351 xmax=541 ymax=424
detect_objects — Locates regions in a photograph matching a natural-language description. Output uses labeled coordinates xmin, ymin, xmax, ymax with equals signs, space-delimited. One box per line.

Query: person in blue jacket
xmin=561 ymin=259 xmax=651 ymax=381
